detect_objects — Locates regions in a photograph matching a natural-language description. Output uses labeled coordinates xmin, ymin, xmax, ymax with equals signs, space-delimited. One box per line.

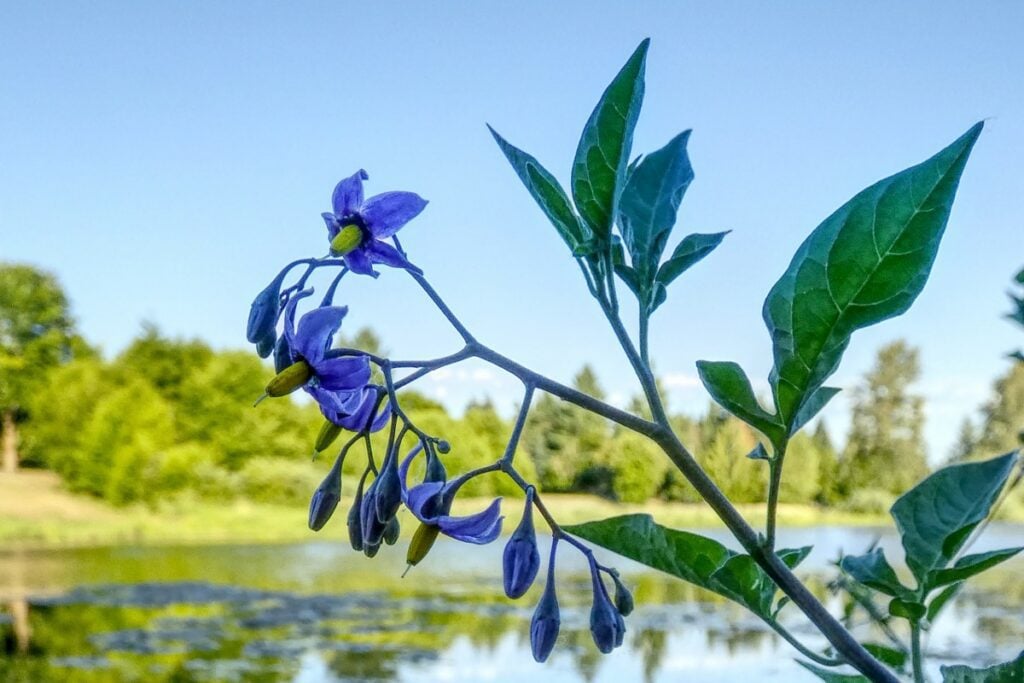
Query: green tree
xmin=948 ymin=416 xmax=978 ymax=463
xmin=811 ymin=420 xmax=842 ymax=504
xmin=117 ymin=323 xmax=213 ymax=403
xmin=0 ymin=264 xmax=80 ymax=472
xmin=839 ymin=340 xmax=929 ymax=496
xmin=596 ymin=429 xmax=668 ymax=503
xmin=694 ymin=405 xmax=765 ymax=502
xmin=969 ymin=362 xmax=1024 ymax=457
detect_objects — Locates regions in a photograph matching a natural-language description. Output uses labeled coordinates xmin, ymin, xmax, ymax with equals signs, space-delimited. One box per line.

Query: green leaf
xmin=928 ymin=547 xmax=1023 ymax=589
xmin=618 ymin=130 xmax=694 ymax=283
xmin=927 ymin=581 xmax=963 ymax=621
xmin=572 ymin=39 xmax=649 ymax=241
xmin=763 ymin=123 xmax=983 ymax=427
xmin=941 ymin=651 xmax=1024 ymax=682
xmin=489 ymin=125 xmax=589 ymax=253
xmin=839 ymin=548 xmax=908 ymax=597
xmin=696 ymin=360 xmax=785 ymax=445
xmin=656 ymin=231 xmax=729 ymax=287
xmin=862 ymin=643 xmax=908 ymax=669
xmin=790 ymin=386 xmax=841 ymax=435
xmin=888 ymin=597 xmax=926 ymax=621
xmin=1016 ymin=267 xmax=1024 ymax=285
xmin=797 ymin=661 xmax=870 ymax=682
xmin=891 ymin=451 xmax=1018 ymax=586
xmin=564 ymin=514 xmax=802 ymax=619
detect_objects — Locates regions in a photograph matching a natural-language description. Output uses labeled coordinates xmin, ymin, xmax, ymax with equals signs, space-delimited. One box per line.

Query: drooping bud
xmin=255 ymin=331 xmax=276 ymax=359
xmin=384 ymin=516 xmax=401 ymax=546
xmin=363 ymin=541 xmax=382 ymax=558
xmin=589 ymin=566 xmax=626 ymax=654
xmin=307 ymin=459 xmax=342 ymax=531
xmin=424 ymin=449 xmax=447 ymax=484
xmin=273 ymin=333 xmax=292 ymax=374
xmin=373 ymin=452 xmax=403 ymax=524
xmin=246 ymin=277 xmax=282 ymax=344
xmin=503 ymin=488 xmax=540 ymax=599
xmin=313 ymin=419 xmax=343 ymax=458
xmin=265 ymin=360 xmax=312 ymax=397
xmin=359 ymin=479 xmax=388 ymax=547
xmin=606 ymin=573 xmax=630 ymax=618
xmin=348 ymin=473 xmax=367 ymax=551
xmin=530 ymin=548 xmax=561 ymax=663
xmin=611 ymin=573 xmax=634 ymax=616
xmin=329 ymin=225 xmax=363 ymax=256
xmin=406 ymin=522 xmax=440 ymax=568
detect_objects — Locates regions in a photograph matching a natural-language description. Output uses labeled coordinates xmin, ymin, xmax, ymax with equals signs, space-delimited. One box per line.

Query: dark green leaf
xmin=1016 ymin=268 xmax=1024 ymax=285
xmin=888 ymin=598 xmax=926 ymax=621
xmin=797 ymin=661 xmax=870 ymax=682
xmin=862 ymin=643 xmax=908 ymax=669
xmin=564 ymin=514 xmax=801 ymax=619
xmin=891 ymin=451 xmax=1017 ymax=585
xmin=618 ymin=130 xmax=694 ymax=283
xmin=489 ymin=125 xmax=588 ymax=252
xmin=839 ymin=548 xmax=908 ymax=597
xmin=928 ymin=547 xmax=1023 ymax=589
xmin=941 ymin=651 xmax=1024 ymax=682
xmin=790 ymin=386 xmax=841 ymax=435
xmin=747 ymin=443 xmax=771 ymax=461
xmin=656 ymin=231 xmax=729 ymax=287
xmin=614 ymin=263 xmax=642 ymax=296
xmin=572 ymin=39 xmax=649 ymax=240
xmin=696 ymin=360 xmax=785 ymax=444
xmin=764 ymin=123 xmax=983 ymax=427
xmin=779 ymin=545 xmax=813 ymax=570
xmin=927 ymin=582 xmax=963 ymax=621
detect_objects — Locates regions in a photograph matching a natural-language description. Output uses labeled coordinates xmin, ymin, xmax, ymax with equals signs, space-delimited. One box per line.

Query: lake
xmin=1 ymin=525 xmax=1021 ymax=682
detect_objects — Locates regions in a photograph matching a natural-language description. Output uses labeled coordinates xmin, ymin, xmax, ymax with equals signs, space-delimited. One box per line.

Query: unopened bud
xmin=384 ymin=516 xmax=401 ymax=546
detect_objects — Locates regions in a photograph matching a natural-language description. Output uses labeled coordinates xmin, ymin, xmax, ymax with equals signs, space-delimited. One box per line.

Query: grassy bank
xmin=2 ymin=470 xmax=890 ymax=550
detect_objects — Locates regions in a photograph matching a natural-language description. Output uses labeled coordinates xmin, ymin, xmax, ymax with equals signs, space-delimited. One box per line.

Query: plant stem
xmin=639 ymin=308 xmax=651 ymax=367
xmin=769 ymin=620 xmax=845 ymax=668
xmin=911 ymin=622 xmax=925 ymax=682
xmin=500 ymin=384 xmax=535 ymax=465
xmin=765 ymin=448 xmax=786 ymax=550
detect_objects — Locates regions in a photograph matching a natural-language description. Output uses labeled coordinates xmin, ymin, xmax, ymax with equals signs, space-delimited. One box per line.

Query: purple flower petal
xmin=369 ymin=399 xmax=392 ymax=432
xmin=306 ymin=383 xmax=348 ymax=416
xmin=321 ymin=212 xmax=342 ymax=240
xmin=294 ymin=305 xmax=348 ymax=365
xmin=282 ymin=290 xmax=313 ymax=364
xmin=361 ymin=191 xmax=428 ymax=239
xmin=438 ymin=498 xmax=503 ymax=544
xmin=332 ymin=169 xmax=368 ymax=217
xmin=365 ymin=240 xmax=420 ymax=272
xmin=343 ymin=247 xmax=378 ymax=277
xmin=405 ymin=481 xmax=446 ymax=522
xmin=329 ymin=389 xmax=374 ymax=429
xmin=398 ymin=444 xmax=424 ymax=498
xmin=316 ymin=356 xmax=371 ymax=392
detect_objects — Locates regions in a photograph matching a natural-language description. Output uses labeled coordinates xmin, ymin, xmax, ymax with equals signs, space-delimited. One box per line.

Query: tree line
xmin=2 ymin=262 xmax=1022 ymax=512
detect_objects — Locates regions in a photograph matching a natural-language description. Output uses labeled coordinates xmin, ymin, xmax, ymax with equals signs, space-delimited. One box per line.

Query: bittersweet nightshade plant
xmin=247 ymin=39 xmax=1023 ymax=682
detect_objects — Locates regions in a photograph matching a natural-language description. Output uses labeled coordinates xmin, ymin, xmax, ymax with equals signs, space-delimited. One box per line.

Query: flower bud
xmin=329 ymin=225 xmax=363 ymax=256
xmin=246 ymin=279 xmax=282 ymax=344
xmin=503 ymin=489 xmax=540 ymax=599
xmin=313 ymin=420 xmax=343 ymax=457
xmin=384 ymin=516 xmax=401 ymax=546
xmin=435 ymin=439 xmax=451 ymax=454
xmin=307 ymin=465 xmax=341 ymax=531
xmin=589 ymin=569 xmax=626 ymax=654
xmin=273 ymin=334 xmax=292 ymax=374
xmin=406 ymin=522 xmax=440 ymax=567
xmin=348 ymin=474 xmax=366 ymax=551
xmin=255 ymin=331 xmax=276 ymax=359
xmin=611 ymin=574 xmax=634 ymax=616
xmin=374 ymin=453 xmax=403 ymax=524
xmin=424 ymin=450 xmax=447 ymax=483
xmin=530 ymin=566 xmax=560 ymax=663
xmin=360 ymin=482 xmax=388 ymax=547
xmin=265 ymin=360 xmax=311 ymax=397
xmin=363 ymin=540 xmax=382 ymax=558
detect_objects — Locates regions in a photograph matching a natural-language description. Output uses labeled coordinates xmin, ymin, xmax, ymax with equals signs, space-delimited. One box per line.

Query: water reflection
xmin=0 ymin=526 xmax=1021 ymax=682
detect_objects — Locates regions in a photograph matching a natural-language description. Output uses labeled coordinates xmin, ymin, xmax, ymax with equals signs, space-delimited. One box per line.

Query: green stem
xmin=769 ymin=620 xmax=845 ymax=668
xmin=911 ymin=622 xmax=925 ymax=682
xmin=639 ymin=307 xmax=651 ymax=367
xmin=765 ymin=443 xmax=787 ymax=551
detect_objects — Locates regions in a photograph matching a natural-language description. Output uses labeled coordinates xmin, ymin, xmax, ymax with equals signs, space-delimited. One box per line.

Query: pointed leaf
xmin=696 ymin=360 xmax=785 ymax=444
xmin=572 ymin=39 xmax=648 ymax=240
xmin=656 ymin=231 xmax=729 ymax=286
xmin=926 ymin=581 xmax=963 ymax=621
xmin=941 ymin=651 xmax=1024 ymax=682
xmin=839 ymin=548 xmax=908 ymax=597
xmin=928 ymin=547 xmax=1023 ymax=589
xmin=790 ymin=386 xmax=841 ymax=435
xmin=862 ymin=643 xmax=908 ymax=669
xmin=489 ymin=126 xmax=588 ymax=252
xmin=891 ymin=451 xmax=1018 ymax=585
xmin=618 ymin=129 xmax=694 ymax=283
xmin=764 ymin=123 xmax=983 ymax=427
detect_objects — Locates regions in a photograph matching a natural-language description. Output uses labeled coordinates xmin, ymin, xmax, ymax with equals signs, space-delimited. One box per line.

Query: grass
xmin=0 ymin=470 xmax=890 ymax=550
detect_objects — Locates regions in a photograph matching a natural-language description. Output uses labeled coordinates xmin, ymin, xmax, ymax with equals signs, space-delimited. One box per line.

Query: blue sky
xmin=2 ymin=2 xmax=1022 ymax=461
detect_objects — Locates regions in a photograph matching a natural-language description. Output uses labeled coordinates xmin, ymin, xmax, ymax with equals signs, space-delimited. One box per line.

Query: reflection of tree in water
xmin=630 ymin=628 xmax=666 ymax=683
xmin=567 ymin=629 xmax=604 ymax=683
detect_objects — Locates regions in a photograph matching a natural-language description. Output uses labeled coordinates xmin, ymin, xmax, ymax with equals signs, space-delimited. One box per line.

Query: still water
xmin=1 ymin=525 xmax=1021 ymax=682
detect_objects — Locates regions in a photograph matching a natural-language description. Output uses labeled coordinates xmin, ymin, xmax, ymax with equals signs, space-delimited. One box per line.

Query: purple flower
xmin=322 ymin=169 xmax=428 ymax=277
xmin=503 ymin=487 xmax=541 ymax=599
xmin=326 ymin=388 xmax=392 ymax=433
xmin=399 ymin=446 xmax=503 ymax=544
xmin=278 ymin=295 xmax=372 ymax=418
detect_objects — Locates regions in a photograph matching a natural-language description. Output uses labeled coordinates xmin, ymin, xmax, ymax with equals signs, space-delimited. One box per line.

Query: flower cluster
xmin=247 ymin=172 xmax=632 ymax=662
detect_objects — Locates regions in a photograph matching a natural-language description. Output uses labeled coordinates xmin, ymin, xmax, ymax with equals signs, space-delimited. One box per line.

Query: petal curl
xmin=438 ymin=498 xmax=503 ymax=544
xmin=332 ymin=169 xmax=368 ymax=217
xmin=365 ymin=240 xmax=420 ymax=273
xmin=344 ymin=247 xmax=378 ymax=277
xmin=316 ymin=355 xmax=371 ymax=391
xmin=321 ymin=212 xmax=342 ymax=240
xmin=294 ymin=305 xmax=348 ymax=364
xmin=361 ymin=191 xmax=427 ymax=238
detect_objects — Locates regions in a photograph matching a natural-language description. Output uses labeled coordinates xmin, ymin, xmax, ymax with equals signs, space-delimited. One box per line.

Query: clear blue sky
xmin=2 ymin=2 xmax=1022 ymax=461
